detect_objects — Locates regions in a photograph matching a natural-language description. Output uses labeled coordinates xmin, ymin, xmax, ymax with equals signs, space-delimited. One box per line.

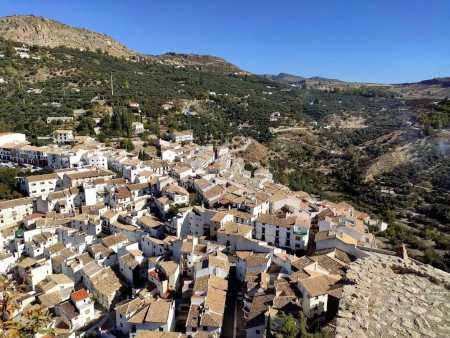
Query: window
xmin=256 ymin=330 xmax=261 ymax=334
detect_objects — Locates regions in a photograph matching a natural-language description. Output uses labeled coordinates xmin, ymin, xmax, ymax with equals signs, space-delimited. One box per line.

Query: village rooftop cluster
xmin=0 ymin=129 xmax=390 ymax=338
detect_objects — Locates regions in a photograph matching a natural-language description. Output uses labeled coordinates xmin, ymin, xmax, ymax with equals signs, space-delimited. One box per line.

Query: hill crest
xmin=0 ymin=15 xmax=247 ymax=74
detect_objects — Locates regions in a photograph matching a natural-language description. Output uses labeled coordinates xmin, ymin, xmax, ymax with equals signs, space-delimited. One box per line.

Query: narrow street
xmin=222 ymin=266 xmax=238 ymax=338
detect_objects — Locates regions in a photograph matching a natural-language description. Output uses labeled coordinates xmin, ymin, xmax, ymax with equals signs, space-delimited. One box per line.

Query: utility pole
xmin=110 ymin=73 xmax=114 ymax=97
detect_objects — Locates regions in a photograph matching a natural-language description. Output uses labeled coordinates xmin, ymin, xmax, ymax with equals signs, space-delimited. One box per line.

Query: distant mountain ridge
xmin=0 ymin=15 xmax=247 ymax=74
xmin=0 ymin=15 xmax=446 ymax=86
xmin=261 ymin=72 xmax=341 ymax=85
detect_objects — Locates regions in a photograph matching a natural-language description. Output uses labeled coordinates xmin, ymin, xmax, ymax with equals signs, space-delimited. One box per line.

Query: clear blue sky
xmin=1 ymin=0 xmax=449 ymax=83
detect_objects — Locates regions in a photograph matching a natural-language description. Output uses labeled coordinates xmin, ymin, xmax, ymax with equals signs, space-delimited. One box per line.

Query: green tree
xmin=386 ymin=210 xmax=397 ymax=224
xmin=5 ymin=41 xmax=15 ymax=58
xmin=266 ymin=315 xmax=273 ymax=338
xmin=298 ymin=312 xmax=309 ymax=337
xmin=119 ymin=138 xmax=135 ymax=151
xmin=138 ymin=150 xmax=150 ymax=160
xmin=279 ymin=314 xmax=299 ymax=338
xmin=76 ymin=116 xmax=96 ymax=135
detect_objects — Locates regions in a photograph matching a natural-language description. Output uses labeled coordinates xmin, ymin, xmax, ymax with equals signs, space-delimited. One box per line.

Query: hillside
xmin=0 ymin=15 xmax=246 ymax=75
xmin=264 ymin=71 xmax=450 ymax=99
xmin=261 ymin=72 xmax=340 ymax=85
xmin=0 ymin=15 xmax=138 ymax=59
xmin=147 ymin=52 xmax=248 ymax=75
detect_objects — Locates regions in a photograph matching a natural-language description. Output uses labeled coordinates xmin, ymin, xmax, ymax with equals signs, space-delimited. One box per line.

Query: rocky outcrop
xmin=0 ymin=15 xmax=247 ymax=74
xmin=335 ymin=256 xmax=450 ymax=338
xmin=0 ymin=15 xmax=137 ymax=58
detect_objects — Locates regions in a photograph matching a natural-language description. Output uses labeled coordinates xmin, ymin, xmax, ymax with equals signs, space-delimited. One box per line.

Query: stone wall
xmin=335 ymin=256 xmax=450 ymax=338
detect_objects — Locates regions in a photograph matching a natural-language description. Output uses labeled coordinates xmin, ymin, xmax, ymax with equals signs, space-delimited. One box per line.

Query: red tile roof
xmin=71 ymin=288 xmax=89 ymax=302
xmin=23 ymin=213 xmax=46 ymax=221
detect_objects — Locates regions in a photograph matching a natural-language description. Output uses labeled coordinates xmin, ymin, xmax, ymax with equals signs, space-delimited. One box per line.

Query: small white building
xmin=24 ymin=173 xmax=61 ymax=197
xmin=0 ymin=132 xmax=27 ymax=146
xmin=53 ymin=130 xmax=74 ymax=143
xmin=254 ymin=214 xmax=310 ymax=251
xmin=132 ymin=122 xmax=145 ymax=135
xmin=168 ymin=131 xmax=194 ymax=143
xmin=217 ymin=222 xmax=252 ymax=253
xmin=0 ymin=197 xmax=34 ymax=228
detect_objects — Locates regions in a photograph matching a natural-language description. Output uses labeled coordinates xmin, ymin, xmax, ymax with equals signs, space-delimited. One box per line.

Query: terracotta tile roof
xmin=180 ymin=241 xmax=193 ymax=254
xmin=202 ymin=185 xmax=225 ymax=200
xmin=134 ymin=331 xmax=185 ymax=338
xmin=299 ymin=274 xmax=342 ymax=297
xmin=115 ymin=297 xmax=144 ymax=316
xmin=115 ymin=187 xmax=132 ymax=199
xmin=111 ymin=222 xmax=139 ymax=234
xmin=314 ymin=231 xmax=357 ymax=245
xmin=120 ymin=253 xmax=139 ymax=269
xmin=200 ymin=312 xmax=223 ymax=328
xmin=71 ymin=289 xmax=89 ymax=302
xmin=186 ymin=304 xmax=201 ymax=328
xmin=100 ymin=210 xmax=119 ymax=219
xmin=217 ymin=221 xmax=252 ymax=236
xmin=128 ymin=182 xmax=150 ymax=191
xmin=101 ymin=232 xmax=128 ymax=247
xmin=163 ymin=184 xmax=189 ymax=196
xmin=128 ymin=305 xmax=149 ymax=324
xmin=210 ymin=211 xmax=227 ymax=222
xmin=311 ymin=255 xmax=346 ymax=275
xmin=159 ymin=260 xmax=178 ymax=277
xmin=25 ymin=173 xmax=59 ymax=183
xmin=236 ymin=251 xmax=269 ymax=267
xmin=66 ymin=169 xmax=114 ymax=180
xmin=18 ymin=257 xmax=36 ymax=269
xmin=228 ymin=208 xmax=254 ymax=220
xmin=58 ymin=301 xmax=78 ymax=318
xmin=246 ymin=292 xmax=275 ymax=329
xmin=0 ymin=197 xmax=33 ymax=210
xmin=138 ymin=216 xmax=162 ymax=228
xmin=291 ymin=256 xmax=315 ymax=271
xmin=49 ymin=274 xmax=73 ymax=285
xmin=145 ymin=301 xmax=172 ymax=323
xmin=193 ymin=275 xmax=209 ymax=292
xmin=91 ymin=267 xmax=121 ymax=297
xmin=288 ymin=268 xmax=324 ymax=283
xmin=38 ymin=291 xmax=62 ymax=307
xmin=255 ymin=214 xmax=298 ymax=228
